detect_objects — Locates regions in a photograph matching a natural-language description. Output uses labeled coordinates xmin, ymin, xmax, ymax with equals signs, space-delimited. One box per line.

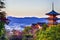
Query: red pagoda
xmin=46 ymin=3 xmax=60 ymax=26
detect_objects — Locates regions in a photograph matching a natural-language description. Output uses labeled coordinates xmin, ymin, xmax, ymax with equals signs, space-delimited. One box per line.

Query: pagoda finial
xmin=52 ymin=2 xmax=54 ymax=11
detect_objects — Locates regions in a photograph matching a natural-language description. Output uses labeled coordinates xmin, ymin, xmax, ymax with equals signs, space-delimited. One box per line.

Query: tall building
xmin=46 ymin=3 xmax=60 ymax=26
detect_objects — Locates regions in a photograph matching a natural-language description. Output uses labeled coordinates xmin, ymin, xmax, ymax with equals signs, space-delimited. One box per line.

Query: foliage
xmin=42 ymin=24 xmax=47 ymax=30
xmin=36 ymin=24 xmax=60 ymax=40
xmin=0 ymin=21 xmax=6 ymax=40
xmin=23 ymin=26 xmax=32 ymax=34
xmin=22 ymin=34 xmax=33 ymax=40
xmin=22 ymin=26 xmax=33 ymax=40
xmin=0 ymin=0 xmax=9 ymax=40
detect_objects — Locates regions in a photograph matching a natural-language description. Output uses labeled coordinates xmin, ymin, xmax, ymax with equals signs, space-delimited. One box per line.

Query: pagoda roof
xmin=46 ymin=10 xmax=60 ymax=15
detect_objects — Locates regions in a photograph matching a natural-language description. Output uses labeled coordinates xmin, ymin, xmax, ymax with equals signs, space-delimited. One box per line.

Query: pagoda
xmin=46 ymin=3 xmax=60 ymax=26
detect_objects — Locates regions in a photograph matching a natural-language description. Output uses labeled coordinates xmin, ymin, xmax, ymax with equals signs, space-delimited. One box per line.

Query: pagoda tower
xmin=46 ymin=3 xmax=60 ymax=26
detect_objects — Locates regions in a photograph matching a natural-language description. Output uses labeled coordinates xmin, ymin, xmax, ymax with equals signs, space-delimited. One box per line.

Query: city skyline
xmin=5 ymin=0 xmax=60 ymax=17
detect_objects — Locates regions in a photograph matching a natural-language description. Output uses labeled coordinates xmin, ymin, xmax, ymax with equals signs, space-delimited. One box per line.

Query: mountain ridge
xmin=7 ymin=16 xmax=60 ymax=27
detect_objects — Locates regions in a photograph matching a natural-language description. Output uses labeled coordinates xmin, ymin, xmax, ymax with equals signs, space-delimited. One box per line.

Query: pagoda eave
xmin=46 ymin=13 xmax=60 ymax=15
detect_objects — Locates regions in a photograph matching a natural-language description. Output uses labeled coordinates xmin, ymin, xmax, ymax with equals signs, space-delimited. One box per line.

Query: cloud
xmin=5 ymin=23 xmax=24 ymax=31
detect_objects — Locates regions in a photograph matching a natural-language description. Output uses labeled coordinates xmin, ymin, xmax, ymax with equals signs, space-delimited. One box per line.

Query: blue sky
xmin=5 ymin=0 xmax=60 ymax=17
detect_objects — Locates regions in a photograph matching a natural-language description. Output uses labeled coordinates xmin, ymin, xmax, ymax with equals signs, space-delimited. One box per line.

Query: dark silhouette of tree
xmin=0 ymin=0 xmax=9 ymax=40
xmin=0 ymin=0 xmax=5 ymax=9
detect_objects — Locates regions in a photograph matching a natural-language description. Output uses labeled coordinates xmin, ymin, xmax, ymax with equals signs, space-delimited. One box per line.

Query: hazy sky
xmin=5 ymin=0 xmax=60 ymax=17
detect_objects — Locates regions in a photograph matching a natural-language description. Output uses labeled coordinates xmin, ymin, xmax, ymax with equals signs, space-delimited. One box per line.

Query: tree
xmin=42 ymin=24 xmax=48 ymax=30
xmin=0 ymin=12 xmax=7 ymax=40
xmin=36 ymin=25 xmax=60 ymax=40
xmin=0 ymin=0 xmax=5 ymax=9
xmin=22 ymin=26 xmax=33 ymax=40
xmin=23 ymin=26 xmax=32 ymax=34
xmin=0 ymin=0 xmax=8 ymax=40
xmin=22 ymin=34 xmax=33 ymax=40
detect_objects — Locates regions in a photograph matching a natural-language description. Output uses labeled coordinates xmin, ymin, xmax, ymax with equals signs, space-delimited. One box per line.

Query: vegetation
xmin=0 ymin=13 xmax=7 ymax=40
xmin=22 ymin=26 xmax=33 ymax=40
xmin=36 ymin=24 xmax=60 ymax=40
xmin=22 ymin=34 xmax=33 ymax=40
xmin=0 ymin=0 xmax=8 ymax=40
xmin=23 ymin=26 xmax=32 ymax=34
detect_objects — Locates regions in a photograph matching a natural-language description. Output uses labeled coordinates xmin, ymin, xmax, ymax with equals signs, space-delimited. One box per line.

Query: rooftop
xmin=46 ymin=10 xmax=60 ymax=15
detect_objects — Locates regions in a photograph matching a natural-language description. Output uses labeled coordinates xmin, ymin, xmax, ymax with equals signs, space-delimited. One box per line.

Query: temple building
xmin=46 ymin=3 xmax=60 ymax=26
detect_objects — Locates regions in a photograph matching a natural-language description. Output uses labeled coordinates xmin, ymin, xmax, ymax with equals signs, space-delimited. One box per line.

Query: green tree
xmin=22 ymin=26 xmax=33 ymax=40
xmin=22 ymin=34 xmax=33 ymax=40
xmin=23 ymin=26 xmax=32 ymax=34
xmin=36 ymin=25 xmax=60 ymax=40
xmin=42 ymin=24 xmax=47 ymax=30
xmin=0 ymin=0 xmax=8 ymax=40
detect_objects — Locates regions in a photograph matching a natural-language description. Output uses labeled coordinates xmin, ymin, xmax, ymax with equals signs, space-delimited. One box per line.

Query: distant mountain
xmin=7 ymin=16 xmax=48 ymax=24
xmin=5 ymin=16 xmax=60 ymax=31
xmin=7 ymin=16 xmax=60 ymax=27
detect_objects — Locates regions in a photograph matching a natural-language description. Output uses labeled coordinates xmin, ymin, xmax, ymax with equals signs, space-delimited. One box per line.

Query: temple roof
xmin=46 ymin=10 xmax=60 ymax=15
xmin=46 ymin=2 xmax=60 ymax=15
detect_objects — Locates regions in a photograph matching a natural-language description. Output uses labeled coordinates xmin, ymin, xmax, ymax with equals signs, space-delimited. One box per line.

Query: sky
xmin=5 ymin=0 xmax=60 ymax=17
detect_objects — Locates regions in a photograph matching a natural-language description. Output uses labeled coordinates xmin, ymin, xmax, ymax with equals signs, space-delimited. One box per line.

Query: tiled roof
xmin=46 ymin=10 xmax=60 ymax=15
